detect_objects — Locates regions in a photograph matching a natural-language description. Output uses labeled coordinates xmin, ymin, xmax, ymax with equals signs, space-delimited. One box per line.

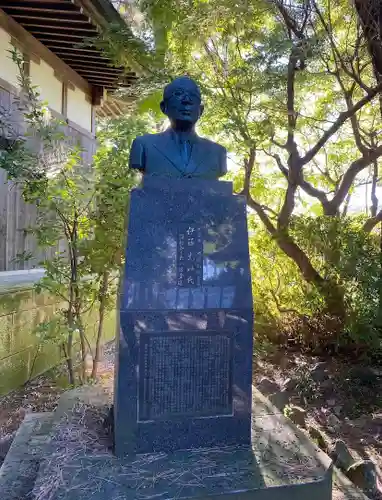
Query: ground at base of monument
xmin=33 ymin=445 xmax=331 ymax=500
xmin=1 ymin=386 xmax=331 ymax=500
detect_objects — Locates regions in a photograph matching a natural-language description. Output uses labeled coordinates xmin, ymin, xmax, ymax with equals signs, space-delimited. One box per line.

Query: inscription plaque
xmin=138 ymin=332 xmax=233 ymax=422
xmin=177 ymin=225 xmax=203 ymax=287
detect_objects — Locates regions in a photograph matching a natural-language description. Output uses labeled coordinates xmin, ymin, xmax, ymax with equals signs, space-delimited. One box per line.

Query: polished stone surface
xmin=114 ymin=178 xmax=253 ymax=455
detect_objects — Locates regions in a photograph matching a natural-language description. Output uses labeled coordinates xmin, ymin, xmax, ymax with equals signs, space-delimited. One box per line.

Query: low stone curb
xmin=0 ymin=412 xmax=53 ymax=500
xmin=333 ymin=467 xmax=371 ymax=500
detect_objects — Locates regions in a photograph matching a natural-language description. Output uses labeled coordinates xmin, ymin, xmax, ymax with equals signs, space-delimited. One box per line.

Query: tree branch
xmin=327 ymin=145 xmax=382 ymax=214
xmin=363 ymin=209 xmax=382 ymax=232
xmin=243 ymin=147 xmax=256 ymax=196
xmin=246 ymin=194 xmax=277 ymax=235
xmin=313 ymin=0 xmax=372 ymax=93
xmin=301 ymin=82 xmax=382 ymax=165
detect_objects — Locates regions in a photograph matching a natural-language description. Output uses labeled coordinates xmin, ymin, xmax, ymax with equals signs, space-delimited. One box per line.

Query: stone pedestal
xmin=114 ymin=178 xmax=253 ymax=455
xmin=0 ymin=180 xmax=334 ymax=500
xmin=0 ymin=387 xmax=334 ymax=500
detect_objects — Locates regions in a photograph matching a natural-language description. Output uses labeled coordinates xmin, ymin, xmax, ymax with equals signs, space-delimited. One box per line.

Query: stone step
xmin=30 ymin=386 xmax=333 ymax=500
xmin=0 ymin=412 xmax=53 ymax=500
xmin=333 ymin=467 xmax=371 ymax=500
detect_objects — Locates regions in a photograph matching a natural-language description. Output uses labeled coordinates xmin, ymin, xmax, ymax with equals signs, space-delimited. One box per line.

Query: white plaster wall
xmin=30 ymin=60 xmax=62 ymax=113
xmin=0 ymin=27 xmax=19 ymax=87
xmin=67 ymin=87 xmax=92 ymax=132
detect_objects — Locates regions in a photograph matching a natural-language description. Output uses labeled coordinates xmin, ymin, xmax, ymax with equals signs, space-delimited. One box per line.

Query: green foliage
xmin=4 ymin=3 xmax=382 ymax=361
xmin=291 ymin=216 xmax=381 ymax=348
xmin=0 ymin=48 xmax=154 ymax=383
xmin=85 ymin=115 xmax=154 ymax=276
xmin=93 ymin=0 xmax=382 ymax=354
xmin=0 ymin=49 xmax=66 ymax=182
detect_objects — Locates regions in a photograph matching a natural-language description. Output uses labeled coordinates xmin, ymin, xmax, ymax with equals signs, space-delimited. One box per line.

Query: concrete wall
xmin=0 ymin=27 xmax=19 ymax=87
xmin=30 ymin=59 xmax=62 ymax=114
xmin=0 ymin=270 xmax=116 ymax=396
xmin=67 ymin=86 xmax=93 ymax=133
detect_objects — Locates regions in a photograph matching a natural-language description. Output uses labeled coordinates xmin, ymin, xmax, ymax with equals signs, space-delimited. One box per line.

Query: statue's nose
xmin=182 ymin=94 xmax=192 ymax=104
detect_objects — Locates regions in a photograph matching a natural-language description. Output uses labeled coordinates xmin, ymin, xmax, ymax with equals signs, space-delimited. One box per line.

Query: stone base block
xmin=1 ymin=387 xmax=334 ymax=500
xmin=0 ymin=412 xmax=53 ymax=500
xmin=33 ymin=443 xmax=332 ymax=500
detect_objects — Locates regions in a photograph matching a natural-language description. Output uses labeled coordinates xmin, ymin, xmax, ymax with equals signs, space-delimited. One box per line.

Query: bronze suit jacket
xmin=129 ymin=129 xmax=227 ymax=179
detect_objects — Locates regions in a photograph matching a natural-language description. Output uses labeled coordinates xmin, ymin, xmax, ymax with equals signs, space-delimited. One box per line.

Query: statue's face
xmin=161 ymin=86 xmax=203 ymax=125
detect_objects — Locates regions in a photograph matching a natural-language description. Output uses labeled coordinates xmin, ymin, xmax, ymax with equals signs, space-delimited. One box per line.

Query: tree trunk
xmin=355 ymin=1 xmax=382 ymax=75
xmin=275 ymin=232 xmax=346 ymax=320
xmin=377 ymin=221 xmax=382 ymax=330
xmin=371 ymin=161 xmax=378 ymax=217
xmin=91 ymin=270 xmax=109 ymax=380
xmin=66 ymin=308 xmax=75 ymax=386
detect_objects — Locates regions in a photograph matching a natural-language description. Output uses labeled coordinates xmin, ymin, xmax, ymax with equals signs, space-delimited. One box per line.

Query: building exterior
xmin=0 ymin=0 xmax=133 ymax=394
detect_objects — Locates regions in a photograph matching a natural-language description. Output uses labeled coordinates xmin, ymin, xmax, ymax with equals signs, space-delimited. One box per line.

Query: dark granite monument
xmin=114 ymin=176 xmax=253 ymax=454
xmin=108 ymin=77 xmax=332 ymax=499
xmin=114 ymin=77 xmax=253 ymax=455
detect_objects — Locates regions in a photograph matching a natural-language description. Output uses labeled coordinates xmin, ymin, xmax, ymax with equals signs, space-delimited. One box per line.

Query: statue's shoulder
xmin=198 ymin=136 xmax=226 ymax=154
xmin=132 ymin=132 xmax=167 ymax=146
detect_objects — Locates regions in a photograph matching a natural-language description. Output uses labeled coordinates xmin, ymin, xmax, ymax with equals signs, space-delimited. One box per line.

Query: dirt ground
xmin=253 ymin=349 xmax=382 ymax=473
xmin=0 ymin=341 xmax=381 ymax=498
xmin=0 ymin=342 xmax=115 ymax=441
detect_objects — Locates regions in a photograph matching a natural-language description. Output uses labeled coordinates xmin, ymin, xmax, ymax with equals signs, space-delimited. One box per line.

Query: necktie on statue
xmin=180 ymin=139 xmax=191 ymax=168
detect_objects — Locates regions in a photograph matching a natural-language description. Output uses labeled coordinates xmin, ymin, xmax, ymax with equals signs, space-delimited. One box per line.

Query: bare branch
xmin=327 ymin=145 xmax=382 ymax=214
xmin=301 ymin=82 xmax=382 ymax=165
xmin=274 ymin=0 xmax=304 ymax=39
xmin=262 ymin=150 xmax=288 ymax=175
xmin=277 ymin=182 xmax=298 ymax=230
xmin=313 ymin=0 xmax=373 ymax=93
xmin=270 ymin=136 xmax=287 ymax=149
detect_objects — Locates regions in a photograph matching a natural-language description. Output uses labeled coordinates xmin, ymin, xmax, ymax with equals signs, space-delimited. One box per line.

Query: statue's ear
xmin=160 ymin=100 xmax=167 ymax=115
xmin=199 ymin=103 xmax=205 ymax=117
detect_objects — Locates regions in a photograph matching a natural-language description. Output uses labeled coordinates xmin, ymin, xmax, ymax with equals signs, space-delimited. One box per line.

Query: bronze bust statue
xmin=129 ymin=77 xmax=227 ymax=179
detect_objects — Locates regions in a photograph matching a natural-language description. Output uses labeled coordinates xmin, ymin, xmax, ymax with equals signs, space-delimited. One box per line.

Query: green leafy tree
xmin=97 ymin=0 xmax=382 ymax=349
xmin=84 ymin=115 xmax=154 ymax=378
xmin=0 ymin=49 xmax=154 ymax=382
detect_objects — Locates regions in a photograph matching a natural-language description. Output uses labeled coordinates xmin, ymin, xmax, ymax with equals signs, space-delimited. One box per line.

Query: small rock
xmin=308 ymin=425 xmax=327 ymax=451
xmin=269 ymin=390 xmax=290 ymax=412
xmin=283 ymin=377 xmax=298 ymax=392
xmin=285 ymin=405 xmax=307 ymax=428
xmin=370 ymin=368 xmax=382 ymax=377
xmin=320 ymin=378 xmax=334 ymax=391
xmin=346 ymin=460 xmax=378 ymax=495
xmin=257 ymin=377 xmax=279 ymax=395
xmin=349 ymin=366 xmax=378 ymax=386
xmin=310 ymin=362 xmax=329 ymax=382
xmin=330 ymin=439 xmax=354 ymax=471
xmin=327 ymin=413 xmax=341 ymax=429
xmin=333 ymin=405 xmax=343 ymax=417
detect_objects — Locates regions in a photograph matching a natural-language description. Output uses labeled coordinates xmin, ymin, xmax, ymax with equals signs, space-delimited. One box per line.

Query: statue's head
xmin=160 ymin=76 xmax=204 ymax=128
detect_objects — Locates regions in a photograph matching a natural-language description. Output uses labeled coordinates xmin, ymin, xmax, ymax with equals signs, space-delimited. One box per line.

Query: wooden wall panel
xmin=0 ymin=85 xmax=97 ymax=272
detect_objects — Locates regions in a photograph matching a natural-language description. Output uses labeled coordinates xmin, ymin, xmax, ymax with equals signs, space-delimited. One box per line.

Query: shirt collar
xmin=169 ymin=128 xmax=197 ymax=144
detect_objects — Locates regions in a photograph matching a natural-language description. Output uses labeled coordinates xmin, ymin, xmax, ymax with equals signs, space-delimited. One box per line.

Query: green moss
xmin=0 ymin=314 xmax=13 ymax=359
xmin=0 ymin=286 xmax=116 ymax=396
xmin=0 ymin=349 xmax=30 ymax=395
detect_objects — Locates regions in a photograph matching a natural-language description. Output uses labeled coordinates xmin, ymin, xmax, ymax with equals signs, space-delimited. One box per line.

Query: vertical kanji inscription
xmin=177 ymin=225 xmax=203 ymax=287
